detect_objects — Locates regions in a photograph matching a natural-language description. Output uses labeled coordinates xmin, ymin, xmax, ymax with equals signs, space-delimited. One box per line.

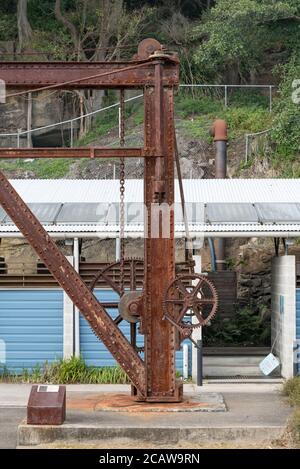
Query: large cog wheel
xmin=89 ymin=257 xmax=144 ymax=325
xmin=163 ymin=274 xmax=218 ymax=337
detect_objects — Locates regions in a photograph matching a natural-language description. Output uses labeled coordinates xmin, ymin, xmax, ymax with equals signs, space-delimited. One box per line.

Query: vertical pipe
xmin=215 ymin=141 xmax=227 ymax=178
xmin=269 ymin=86 xmax=272 ymax=113
xmin=73 ymin=237 xmax=80 ymax=357
xmin=211 ymin=120 xmax=228 ymax=271
xmin=115 ymin=236 xmax=120 ymax=261
xmin=197 ymin=339 xmax=203 ymax=386
xmin=192 ymin=255 xmax=203 ymax=384
xmin=183 ymin=343 xmax=189 ymax=380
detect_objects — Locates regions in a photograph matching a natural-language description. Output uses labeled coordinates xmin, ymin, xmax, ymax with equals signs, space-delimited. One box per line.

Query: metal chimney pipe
xmin=211 ymin=119 xmax=228 ymax=271
xmin=211 ymin=119 xmax=228 ymax=178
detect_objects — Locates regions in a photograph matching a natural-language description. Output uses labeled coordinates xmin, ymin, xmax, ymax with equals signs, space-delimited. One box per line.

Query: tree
xmin=271 ymin=56 xmax=300 ymax=166
xmin=193 ymin=0 xmax=300 ymax=83
xmin=52 ymin=0 xmax=152 ymax=132
xmin=17 ymin=0 xmax=32 ymax=51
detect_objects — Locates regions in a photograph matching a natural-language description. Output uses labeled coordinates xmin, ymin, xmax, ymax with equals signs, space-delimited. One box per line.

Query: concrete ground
xmin=0 ymin=380 xmax=295 ymax=449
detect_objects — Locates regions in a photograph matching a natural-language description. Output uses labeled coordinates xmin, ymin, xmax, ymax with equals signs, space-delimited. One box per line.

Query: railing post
xmin=245 ymin=134 xmax=249 ymax=162
xmin=17 ymin=129 xmax=21 ymax=148
xmin=70 ymin=120 xmax=74 ymax=148
xmin=224 ymin=85 xmax=228 ymax=107
xmin=269 ymin=86 xmax=273 ymax=113
xmin=27 ymin=92 xmax=32 ymax=148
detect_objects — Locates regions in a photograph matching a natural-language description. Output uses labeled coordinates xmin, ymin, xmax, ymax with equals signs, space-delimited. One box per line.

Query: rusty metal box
xmin=27 ymin=385 xmax=66 ymax=425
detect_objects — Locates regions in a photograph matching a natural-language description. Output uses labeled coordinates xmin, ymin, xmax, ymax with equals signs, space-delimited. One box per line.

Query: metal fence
xmin=245 ymin=129 xmax=272 ymax=162
xmin=0 ymin=83 xmax=275 ymax=150
xmin=180 ymin=84 xmax=275 ymax=112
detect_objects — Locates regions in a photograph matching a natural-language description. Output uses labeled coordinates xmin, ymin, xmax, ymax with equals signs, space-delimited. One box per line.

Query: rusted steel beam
xmin=142 ymin=66 xmax=181 ymax=402
xmin=0 ymin=147 xmax=146 ymax=159
xmin=0 ymin=60 xmax=179 ymax=90
xmin=0 ymin=171 xmax=146 ymax=396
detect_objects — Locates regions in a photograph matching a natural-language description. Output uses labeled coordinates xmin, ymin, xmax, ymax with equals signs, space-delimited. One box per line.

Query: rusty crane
xmin=0 ymin=39 xmax=218 ymax=402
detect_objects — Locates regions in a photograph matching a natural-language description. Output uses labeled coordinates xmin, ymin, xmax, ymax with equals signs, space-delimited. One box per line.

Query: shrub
xmin=0 ymin=356 xmax=130 ymax=385
xmin=203 ymin=305 xmax=271 ymax=347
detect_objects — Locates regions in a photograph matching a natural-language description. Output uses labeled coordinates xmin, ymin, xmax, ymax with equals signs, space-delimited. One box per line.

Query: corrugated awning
xmin=0 ymin=179 xmax=299 ymax=237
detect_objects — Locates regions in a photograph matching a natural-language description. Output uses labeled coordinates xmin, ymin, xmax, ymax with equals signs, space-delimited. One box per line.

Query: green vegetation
xmin=193 ymin=0 xmax=300 ymax=83
xmin=283 ymin=377 xmax=300 ymax=443
xmin=0 ymin=1 xmax=298 ymax=175
xmin=0 ymin=356 xmax=130 ymax=384
xmin=271 ymin=57 xmax=300 ymax=165
xmin=0 ymin=158 xmax=72 ymax=178
xmin=0 ymin=356 xmax=186 ymax=383
xmin=203 ymin=305 xmax=271 ymax=347
xmin=176 ymin=93 xmax=272 ymax=142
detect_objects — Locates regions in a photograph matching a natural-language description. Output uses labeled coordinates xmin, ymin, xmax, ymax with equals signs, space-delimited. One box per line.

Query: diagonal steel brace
xmin=0 ymin=171 xmax=146 ymax=396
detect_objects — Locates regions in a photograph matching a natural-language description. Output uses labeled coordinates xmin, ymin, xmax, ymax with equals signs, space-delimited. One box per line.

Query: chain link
xmin=119 ymin=89 xmax=125 ymax=295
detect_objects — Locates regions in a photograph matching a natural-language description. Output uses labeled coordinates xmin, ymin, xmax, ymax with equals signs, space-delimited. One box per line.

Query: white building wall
xmin=271 ymin=255 xmax=296 ymax=378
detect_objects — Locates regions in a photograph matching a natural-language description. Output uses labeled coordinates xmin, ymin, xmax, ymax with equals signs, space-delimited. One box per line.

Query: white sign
xmin=37 ymin=385 xmax=60 ymax=393
xmin=259 ymin=353 xmax=280 ymax=376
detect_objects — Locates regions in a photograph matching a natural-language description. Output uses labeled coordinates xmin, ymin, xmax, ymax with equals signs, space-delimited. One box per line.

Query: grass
xmin=283 ymin=377 xmax=300 ymax=444
xmin=174 ymin=92 xmax=273 ymax=146
xmin=0 ymin=158 xmax=72 ymax=178
xmin=0 ymin=356 xmax=130 ymax=384
xmin=77 ymin=96 xmax=144 ymax=146
xmin=0 ymin=356 xmax=186 ymax=384
xmin=0 ymin=90 xmax=281 ymax=178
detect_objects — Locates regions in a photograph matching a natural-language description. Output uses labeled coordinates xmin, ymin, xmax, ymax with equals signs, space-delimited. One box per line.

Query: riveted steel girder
xmin=0 ymin=171 xmax=146 ymax=396
xmin=0 ymin=59 xmax=179 ymax=89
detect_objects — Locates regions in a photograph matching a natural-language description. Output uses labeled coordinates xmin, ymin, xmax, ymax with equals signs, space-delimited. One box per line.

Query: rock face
xmin=0 ymin=89 xmax=76 ymax=148
xmin=200 ymin=237 xmax=300 ymax=313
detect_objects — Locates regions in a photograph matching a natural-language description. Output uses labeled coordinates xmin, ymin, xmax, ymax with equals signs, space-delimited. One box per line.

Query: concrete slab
xmin=0 ymin=380 xmax=284 ymax=407
xmin=17 ymin=390 xmax=292 ymax=447
xmin=66 ymin=392 xmax=226 ymax=413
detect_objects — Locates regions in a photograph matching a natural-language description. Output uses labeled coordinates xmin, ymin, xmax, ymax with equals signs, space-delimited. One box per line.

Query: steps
xmin=203 ymin=350 xmax=280 ymax=378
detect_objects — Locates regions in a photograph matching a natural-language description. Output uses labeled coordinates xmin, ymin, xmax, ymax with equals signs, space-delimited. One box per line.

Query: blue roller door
xmin=80 ymin=289 xmax=144 ymax=367
xmin=0 ymin=289 xmax=63 ymax=373
xmin=80 ymin=289 xmax=187 ymax=373
xmin=296 ymin=289 xmax=300 ymax=375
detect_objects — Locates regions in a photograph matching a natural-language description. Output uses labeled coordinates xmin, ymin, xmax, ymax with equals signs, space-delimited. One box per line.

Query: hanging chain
xmin=174 ymin=130 xmax=194 ymax=274
xmin=119 ymin=89 xmax=126 ymax=295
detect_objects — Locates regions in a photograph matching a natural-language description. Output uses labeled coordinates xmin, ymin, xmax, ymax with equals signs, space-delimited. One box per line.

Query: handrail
xmin=0 ymin=93 xmax=144 ymax=138
xmin=0 ymin=83 xmax=276 ymax=139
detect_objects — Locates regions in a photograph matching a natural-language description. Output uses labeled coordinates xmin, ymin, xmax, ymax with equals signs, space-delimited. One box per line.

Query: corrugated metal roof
xmin=206 ymin=203 xmax=259 ymax=223
xmin=56 ymin=203 xmax=109 ymax=224
xmin=255 ymin=203 xmax=300 ymax=223
xmin=0 ymin=179 xmax=299 ymax=236
xmin=8 ymin=178 xmax=300 ymax=204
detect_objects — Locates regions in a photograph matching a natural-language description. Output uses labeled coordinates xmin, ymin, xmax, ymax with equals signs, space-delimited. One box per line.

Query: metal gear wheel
xmin=163 ymin=274 xmax=218 ymax=337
